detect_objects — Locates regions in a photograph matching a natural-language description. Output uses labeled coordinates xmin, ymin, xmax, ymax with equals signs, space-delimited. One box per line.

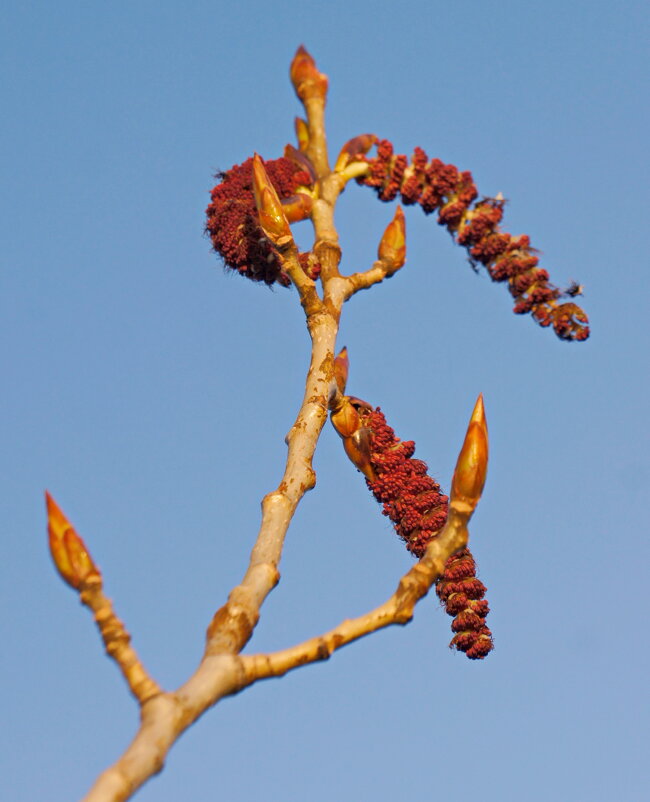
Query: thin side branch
xmin=46 ymin=493 xmax=161 ymax=705
xmin=240 ymin=507 xmax=469 ymax=683
xmin=81 ymin=579 xmax=162 ymax=704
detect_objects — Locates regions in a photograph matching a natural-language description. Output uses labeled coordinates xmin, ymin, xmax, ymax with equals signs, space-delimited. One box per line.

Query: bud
xmin=290 ymin=45 xmax=328 ymax=102
xmin=450 ymin=394 xmax=488 ymax=509
xmin=46 ymin=491 xmax=99 ymax=590
xmin=283 ymin=144 xmax=317 ymax=183
xmin=378 ymin=206 xmax=406 ymax=273
xmin=251 ymin=153 xmax=294 ymax=249
xmin=342 ymin=427 xmax=376 ymax=481
xmin=280 ymin=193 xmax=313 ymax=223
xmin=333 ymin=346 xmax=349 ymax=394
xmin=334 ymin=134 xmax=378 ymax=172
xmin=295 ymin=117 xmax=309 ymax=151
xmin=330 ymin=395 xmax=376 ymax=481
xmin=330 ymin=396 xmax=361 ymax=439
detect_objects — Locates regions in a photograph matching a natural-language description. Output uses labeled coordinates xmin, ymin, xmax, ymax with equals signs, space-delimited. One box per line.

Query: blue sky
xmin=2 ymin=1 xmax=649 ymax=800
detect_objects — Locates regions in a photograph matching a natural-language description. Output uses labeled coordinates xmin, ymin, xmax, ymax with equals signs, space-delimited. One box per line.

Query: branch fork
xmin=43 ymin=41 xmax=588 ymax=800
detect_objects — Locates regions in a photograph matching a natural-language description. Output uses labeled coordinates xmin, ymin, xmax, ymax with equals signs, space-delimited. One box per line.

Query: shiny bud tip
xmin=450 ymin=394 xmax=489 ymax=509
xmin=330 ymin=396 xmax=360 ymax=439
xmin=45 ymin=491 xmax=99 ymax=589
xmin=289 ymin=45 xmax=328 ymax=102
xmin=378 ymin=206 xmax=406 ymax=272
xmin=333 ymin=346 xmax=349 ymax=394
xmin=294 ymin=117 xmax=309 ymax=151
xmin=334 ymin=134 xmax=378 ymax=172
xmin=251 ymin=153 xmax=293 ymax=248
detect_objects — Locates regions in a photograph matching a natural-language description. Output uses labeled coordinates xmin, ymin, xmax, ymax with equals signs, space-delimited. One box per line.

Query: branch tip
xmin=290 ymin=45 xmax=328 ymax=103
xmin=46 ymin=491 xmax=100 ymax=590
xmin=450 ymin=395 xmax=489 ymax=513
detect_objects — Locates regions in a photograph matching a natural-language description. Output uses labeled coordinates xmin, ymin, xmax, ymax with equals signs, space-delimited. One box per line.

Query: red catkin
xmin=356 ymin=140 xmax=589 ymax=342
xmin=359 ymin=406 xmax=494 ymax=659
xmin=206 ymin=155 xmax=313 ymax=286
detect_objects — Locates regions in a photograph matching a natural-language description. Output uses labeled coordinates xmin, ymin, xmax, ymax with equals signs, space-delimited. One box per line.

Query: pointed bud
xmin=295 ymin=117 xmax=309 ymax=151
xmin=450 ymin=394 xmax=489 ymax=510
xmin=378 ymin=206 xmax=406 ymax=274
xmin=280 ymin=193 xmax=313 ymax=223
xmin=46 ymin=492 xmax=100 ymax=590
xmin=251 ymin=153 xmax=294 ymax=249
xmin=290 ymin=45 xmax=328 ymax=103
xmin=334 ymin=134 xmax=378 ymax=172
xmin=333 ymin=346 xmax=349 ymax=394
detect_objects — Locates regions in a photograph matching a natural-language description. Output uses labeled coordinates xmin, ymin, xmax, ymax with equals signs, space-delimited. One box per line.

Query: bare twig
xmin=240 ymin=505 xmax=470 ymax=682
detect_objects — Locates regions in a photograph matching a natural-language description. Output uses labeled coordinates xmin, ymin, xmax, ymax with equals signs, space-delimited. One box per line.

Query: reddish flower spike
xmin=354 ymin=140 xmax=589 ymax=341
xmin=206 ymin=154 xmax=314 ymax=286
xmin=331 ymin=392 xmax=494 ymax=659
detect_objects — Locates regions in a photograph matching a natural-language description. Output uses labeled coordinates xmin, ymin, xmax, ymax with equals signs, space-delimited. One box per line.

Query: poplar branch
xmin=80 ymin=579 xmax=162 ymax=705
xmin=82 ymin=510 xmax=472 ymax=802
xmin=344 ymin=259 xmax=398 ymax=296
xmin=277 ymin=244 xmax=324 ymax=317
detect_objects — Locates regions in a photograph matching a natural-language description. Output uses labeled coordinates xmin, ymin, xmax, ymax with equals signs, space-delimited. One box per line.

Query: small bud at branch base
xmin=334 ymin=134 xmax=378 ymax=172
xmin=450 ymin=394 xmax=489 ymax=510
xmin=333 ymin=346 xmax=349 ymax=394
xmin=378 ymin=206 xmax=406 ymax=273
xmin=295 ymin=117 xmax=309 ymax=151
xmin=251 ymin=154 xmax=294 ymax=249
xmin=281 ymin=193 xmax=313 ymax=223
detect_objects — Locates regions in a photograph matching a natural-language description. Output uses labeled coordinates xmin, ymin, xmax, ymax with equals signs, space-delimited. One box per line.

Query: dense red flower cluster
xmin=436 ymin=548 xmax=493 ymax=660
xmin=362 ymin=407 xmax=493 ymax=659
xmin=206 ymin=156 xmax=314 ymax=286
xmin=357 ymin=140 xmax=589 ymax=341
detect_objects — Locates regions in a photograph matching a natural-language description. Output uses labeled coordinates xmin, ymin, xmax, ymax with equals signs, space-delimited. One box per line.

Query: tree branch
xmin=240 ymin=506 xmax=470 ymax=682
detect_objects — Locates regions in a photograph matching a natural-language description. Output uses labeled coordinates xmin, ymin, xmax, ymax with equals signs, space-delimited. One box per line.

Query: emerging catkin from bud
xmin=331 ymin=394 xmax=493 ymax=659
xmin=355 ymin=140 xmax=589 ymax=341
xmin=206 ymin=154 xmax=315 ymax=286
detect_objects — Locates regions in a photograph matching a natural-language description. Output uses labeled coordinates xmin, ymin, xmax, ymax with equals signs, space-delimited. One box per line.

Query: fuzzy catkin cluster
xmin=363 ymin=407 xmax=493 ymax=659
xmin=357 ymin=140 xmax=589 ymax=342
xmin=206 ymin=156 xmax=313 ymax=286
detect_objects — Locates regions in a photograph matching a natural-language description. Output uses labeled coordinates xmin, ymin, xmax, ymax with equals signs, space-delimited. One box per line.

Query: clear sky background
xmin=2 ymin=1 xmax=649 ymax=800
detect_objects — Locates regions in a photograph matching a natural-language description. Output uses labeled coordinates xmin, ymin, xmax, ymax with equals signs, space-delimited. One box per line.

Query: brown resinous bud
xmin=450 ymin=394 xmax=488 ymax=515
xmin=252 ymin=153 xmax=294 ymax=250
xmin=46 ymin=491 xmax=100 ymax=590
xmin=377 ymin=206 xmax=406 ymax=275
xmin=330 ymin=395 xmax=376 ymax=481
xmin=290 ymin=46 xmax=328 ymax=103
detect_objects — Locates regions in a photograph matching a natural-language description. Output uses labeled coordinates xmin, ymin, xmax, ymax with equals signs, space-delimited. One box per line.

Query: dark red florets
xmin=358 ymin=406 xmax=494 ymax=659
xmin=436 ymin=548 xmax=493 ymax=660
xmin=355 ymin=140 xmax=589 ymax=341
xmin=206 ymin=156 xmax=312 ymax=286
